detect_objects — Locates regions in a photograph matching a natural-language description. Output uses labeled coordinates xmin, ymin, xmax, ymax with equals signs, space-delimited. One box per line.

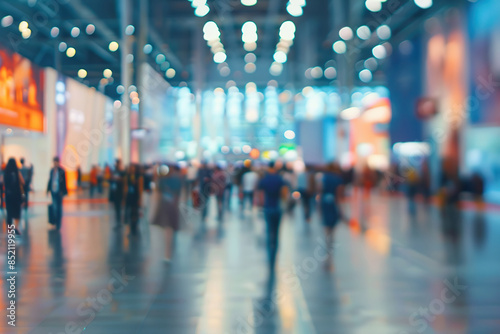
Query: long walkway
xmin=0 ymin=192 xmax=499 ymax=334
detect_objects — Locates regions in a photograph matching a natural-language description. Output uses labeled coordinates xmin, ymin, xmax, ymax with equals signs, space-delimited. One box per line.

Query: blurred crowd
xmin=0 ymin=155 xmax=487 ymax=270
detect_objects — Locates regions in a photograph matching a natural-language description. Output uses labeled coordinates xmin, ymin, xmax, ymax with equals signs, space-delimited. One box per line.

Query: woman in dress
xmin=153 ymin=164 xmax=182 ymax=263
xmin=319 ymin=162 xmax=345 ymax=246
xmin=3 ymin=158 xmax=24 ymax=235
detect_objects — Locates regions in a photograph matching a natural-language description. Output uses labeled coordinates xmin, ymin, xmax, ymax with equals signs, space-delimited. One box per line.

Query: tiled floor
xmin=0 ymin=192 xmax=499 ymax=334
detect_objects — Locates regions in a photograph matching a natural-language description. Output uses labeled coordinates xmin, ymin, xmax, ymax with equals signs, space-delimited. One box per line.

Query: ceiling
xmin=0 ymin=0 xmax=457 ymax=99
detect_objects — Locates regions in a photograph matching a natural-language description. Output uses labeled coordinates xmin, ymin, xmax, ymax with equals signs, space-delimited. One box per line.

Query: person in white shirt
xmin=241 ymin=168 xmax=259 ymax=213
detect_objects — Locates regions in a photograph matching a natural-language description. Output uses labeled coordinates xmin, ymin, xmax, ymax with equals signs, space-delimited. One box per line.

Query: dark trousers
xmin=264 ymin=208 xmax=282 ymax=271
xmin=200 ymin=194 xmax=209 ymax=221
xmin=216 ymin=195 xmax=224 ymax=221
xmin=51 ymin=192 xmax=64 ymax=230
xmin=0 ymin=183 xmax=4 ymax=209
xmin=90 ymin=184 xmax=97 ymax=197
xmin=126 ymin=205 xmax=140 ymax=234
xmin=299 ymin=189 xmax=311 ymax=220
xmin=114 ymin=197 xmax=122 ymax=223
xmin=407 ymin=184 xmax=418 ymax=215
xmin=242 ymin=191 xmax=254 ymax=211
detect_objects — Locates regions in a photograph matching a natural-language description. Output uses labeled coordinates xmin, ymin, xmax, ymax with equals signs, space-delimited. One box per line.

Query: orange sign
xmin=0 ymin=49 xmax=44 ymax=131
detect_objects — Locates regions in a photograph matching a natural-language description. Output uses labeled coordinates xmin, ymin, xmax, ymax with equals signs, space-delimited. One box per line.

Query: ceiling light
xmin=241 ymin=0 xmax=257 ymax=5
xmin=1 ymin=15 xmax=13 ymax=28
xmin=269 ymin=62 xmax=283 ymax=76
xmin=244 ymin=42 xmax=257 ymax=51
xmin=414 ymin=0 xmax=432 ymax=9
xmin=340 ymin=107 xmax=361 ymax=120
xmin=372 ymin=44 xmax=387 ymax=59
xmin=220 ymin=67 xmax=231 ymax=77
xmin=143 ymin=44 xmax=153 ymax=54
xmin=125 ymin=25 xmax=135 ymax=35
xmin=22 ymin=29 xmax=31 ymax=39
xmin=273 ymin=51 xmax=287 ymax=63
xmin=78 ymin=69 xmax=87 ymax=79
xmin=58 ymin=42 xmax=67 ymax=52
xmin=156 ymin=54 xmax=166 ymax=64
xmin=339 ymin=27 xmax=354 ymax=40
xmin=103 ymin=69 xmax=112 ymax=78
xmin=86 ymin=24 xmax=95 ymax=35
xmin=359 ymin=69 xmax=373 ymax=83
xmin=364 ymin=57 xmax=378 ymax=71
xmin=242 ymin=21 xmax=257 ymax=34
xmin=324 ymin=67 xmax=337 ymax=79
xmin=311 ymin=66 xmax=323 ymax=79
xmin=194 ymin=5 xmax=210 ymax=17
xmin=166 ymin=68 xmax=176 ymax=79
xmin=244 ymin=63 xmax=256 ymax=73
xmin=66 ymin=47 xmax=76 ymax=57
xmin=71 ymin=27 xmax=80 ymax=38
xmin=357 ymin=25 xmax=371 ymax=40
xmin=287 ymin=3 xmax=303 ymax=17
xmin=376 ymin=25 xmax=391 ymax=40
xmin=244 ymin=53 xmax=257 ymax=63
xmin=332 ymin=40 xmax=347 ymax=54
xmin=242 ymin=32 xmax=258 ymax=43
xmin=50 ymin=27 xmax=59 ymax=38
xmin=109 ymin=41 xmax=119 ymax=52
xmin=365 ymin=0 xmax=382 ymax=12
xmin=284 ymin=130 xmax=296 ymax=140
xmin=18 ymin=21 xmax=28 ymax=32
xmin=214 ymin=52 xmax=227 ymax=63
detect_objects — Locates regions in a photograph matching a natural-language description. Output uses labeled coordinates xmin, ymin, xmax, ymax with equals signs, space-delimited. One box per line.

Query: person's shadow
xmin=48 ymin=230 xmax=66 ymax=298
xmin=252 ymin=272 xmax=280 ymax=334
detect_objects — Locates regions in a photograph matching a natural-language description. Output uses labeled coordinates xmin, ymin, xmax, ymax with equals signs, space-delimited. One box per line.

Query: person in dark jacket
xmin=19 ymin=158 xmax=33 ymax=210
xmin=320 ymin=162 xmax=345 ymax=246
xmin=124 ymin=164 xmax=143 ymax=235
xmin=4 ymin=158 xmax=24 ymax=235
xmin=109 ymin=159 xmax=125 ymax=226
xmin=46 ymin=157 xmax=67 ymax=231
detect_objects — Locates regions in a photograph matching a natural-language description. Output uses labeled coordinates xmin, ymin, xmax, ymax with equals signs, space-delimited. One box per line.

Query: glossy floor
xmin=0 ymin=193 xmax=499 ymax=334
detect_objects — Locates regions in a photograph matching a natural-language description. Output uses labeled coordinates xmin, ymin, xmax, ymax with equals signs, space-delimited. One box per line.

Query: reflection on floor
xmin=0 ymin=192 xmax=499 ymax=334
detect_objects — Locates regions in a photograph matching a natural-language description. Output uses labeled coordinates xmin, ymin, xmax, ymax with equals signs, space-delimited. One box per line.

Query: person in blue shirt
xmin=258 ymin=161 xmax=288 ymax=273
xmin=319 ymin=162 xmax=345 ymax=246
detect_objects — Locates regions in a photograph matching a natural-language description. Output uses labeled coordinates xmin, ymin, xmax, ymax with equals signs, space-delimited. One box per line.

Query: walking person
xmin=19 ymin=158 xmax=33 ymax=211
xmin=257 ymin=161 xmax=288 ymax=274
xmin=47 ymin=157 xmax=67 ymax=231
xmin=197 ymin=162 xmax=213 ymax=222
xmin=152 ymin=164 xmax=182 ymax=263
xmin=76 ymin=165 xmax=82 ymax=190
xmin=3 ymin=158 xmax=24 ymax=235
xmin=212 ymin=165 xmax=227 ymax=222
xmin=297 ymin=165 xmax=315 ymax=222
xmin=109 ymin=159 xmax=125 ymax=226
xmin=319 ymin=163 xmax=345 ymax=247
xmin=124 ymin=164 xmax=143 ymax=235
xmin=406 ymin=167 xmax=419 ymax=216
xmin=90 ymin=165 xmax=98 ymax=197
xmin=241 ymin=165 xmax=259 ymax=215
xmin=0 ymin=164 xmax=5 ymax=212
